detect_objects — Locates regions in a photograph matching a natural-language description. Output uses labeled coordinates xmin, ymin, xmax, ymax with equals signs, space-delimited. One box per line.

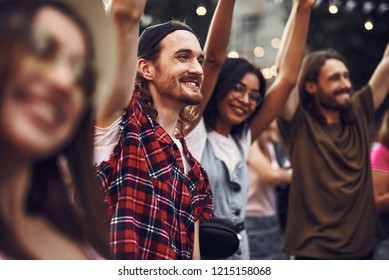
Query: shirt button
xmin=234 ymin=209 xmax=241 ymax=216
xmin=233 ymin=185 xmax=241 ymax=192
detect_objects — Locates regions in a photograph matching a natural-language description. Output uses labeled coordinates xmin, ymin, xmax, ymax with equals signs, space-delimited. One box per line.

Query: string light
xmin=364 ymin=19 xmax=374 ymax=30
xmin=141 ymin=14 xmax=153 ymax=27
xmin=254 ymin=47 xmax=265 ymax=58
xmin=362 ymin=1 xmax=375 ymax=15
xmin=377 ymin=2 xmax=389 ymax=15
xmin=196 ymin=5 xmax=207 ymax=16
xmin=271 ymin=38 xmax=281 ymax=49
xmin=345 ymin=0 xmax=358 ymax=13
xmin=270 ymin=65 xmax=278 ymax=77
xmin=261 ymin=68 xmax=272 ymax=80
xmin=329 ymin=5 xmax=338 ymax=14
xmin=228 ymin=51 xmax=239 ymax=58
xmin=362 ymin=2 xmax=376 ymax=31
xmin=229 ymin=0 xmax=389 ymax=73
xmin=328 ymin=0 xmax=340 ymax=14
xmin=315 ymin=0 xmax=389 ymax=30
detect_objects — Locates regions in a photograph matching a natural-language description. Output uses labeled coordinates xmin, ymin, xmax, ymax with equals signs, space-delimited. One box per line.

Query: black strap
xmin=234 ymin=221 xmax=245 ymax=233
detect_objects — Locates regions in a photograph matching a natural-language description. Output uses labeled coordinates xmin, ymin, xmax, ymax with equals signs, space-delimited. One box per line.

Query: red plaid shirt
xmin=96 ymin=91 xmax=213 ymax=260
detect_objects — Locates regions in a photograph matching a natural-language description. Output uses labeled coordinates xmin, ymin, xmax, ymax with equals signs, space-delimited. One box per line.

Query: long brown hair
xmin=0 ymin=0 xmax=109 ymax=259
xmin=298 ymin=49 xmax=355 ymax=124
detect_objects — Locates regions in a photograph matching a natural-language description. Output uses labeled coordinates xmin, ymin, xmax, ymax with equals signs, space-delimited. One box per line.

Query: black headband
xmin=138 ymin=20 xmax=198 ymax=57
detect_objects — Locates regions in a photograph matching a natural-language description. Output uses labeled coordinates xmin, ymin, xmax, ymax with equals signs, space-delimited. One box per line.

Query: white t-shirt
xmin=93 ymin=117 xmax=121 ymax=165
xmin=171 ymin=137 xmax=190 ymax=173
xmin=185 ymin=118 xmax=251 ymax=172
xmin=93 ymin=117 xmax=190 ymax=173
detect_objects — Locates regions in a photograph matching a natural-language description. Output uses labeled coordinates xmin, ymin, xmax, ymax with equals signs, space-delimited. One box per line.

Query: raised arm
xmin=186 ymin=0 xmax=236 ymax=132
xmin=249 ymin=0 xmax=315 ymax=141
xmin=275 ymin=0 xmax=305 ymax=121
xmin=369 ymin=43 xmax=389 ymax=111
xmin=95 ymin=0 xmax=147 ymax=128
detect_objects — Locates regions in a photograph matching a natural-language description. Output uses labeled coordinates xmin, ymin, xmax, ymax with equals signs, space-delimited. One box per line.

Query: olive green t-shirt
xmin=278 ymin=85 xmax=381 ymax=259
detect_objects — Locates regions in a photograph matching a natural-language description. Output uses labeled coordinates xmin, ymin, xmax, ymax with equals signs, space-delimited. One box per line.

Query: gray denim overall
xmin=201 ymin=137 xmax=250 ymax=260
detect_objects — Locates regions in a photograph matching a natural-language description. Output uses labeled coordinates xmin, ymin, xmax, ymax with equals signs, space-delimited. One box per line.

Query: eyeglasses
xmin=231 ymin=82 xmax=263 ymax=105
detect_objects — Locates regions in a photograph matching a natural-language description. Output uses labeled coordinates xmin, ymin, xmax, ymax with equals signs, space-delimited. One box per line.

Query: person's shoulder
xmin=351 ymin=84 xmax=373 ymax=106
xmin=277 ymin=105 xmax=305 ymax=133
xmin=351 ymin=84 xmax=374 ymax=120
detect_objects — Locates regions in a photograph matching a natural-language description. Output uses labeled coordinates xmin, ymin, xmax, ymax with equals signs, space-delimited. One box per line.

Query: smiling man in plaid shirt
xmin=94 ymin=0 xmax=236 ymax=259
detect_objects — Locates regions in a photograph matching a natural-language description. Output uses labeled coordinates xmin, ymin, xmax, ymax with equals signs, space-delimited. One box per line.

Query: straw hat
xmin=64 ymin=0 xmax=118 ymax=108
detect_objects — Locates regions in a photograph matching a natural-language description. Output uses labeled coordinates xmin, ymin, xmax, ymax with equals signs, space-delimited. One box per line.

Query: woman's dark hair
xmin=203 ymin=57 xmax=266 ymax=136
xmin=0 ymin=0 xmax=109 ymax=259
xmin=298 ymin=49 xmax=352 ymax=124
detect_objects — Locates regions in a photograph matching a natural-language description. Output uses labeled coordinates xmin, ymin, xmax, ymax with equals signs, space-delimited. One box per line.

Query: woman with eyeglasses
xmin=185 ymin=0 xmax=315 ymax=259
xmin=0 ymin=0 xmax=108 ymax=259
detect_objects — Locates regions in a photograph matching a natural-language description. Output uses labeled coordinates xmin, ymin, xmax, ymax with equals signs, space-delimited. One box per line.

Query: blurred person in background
xmin=0 ymin=0 xmax=114 ymax=259
xmin=245 ymin=120 xmax=292 ymax=259
xmin=371 ymin=110 xmax=389 ymax=259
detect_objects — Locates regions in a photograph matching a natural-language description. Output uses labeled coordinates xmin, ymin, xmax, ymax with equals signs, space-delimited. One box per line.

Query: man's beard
xmin=154 ymin=70 xmax=203 ymax=106
xmin=316 ymin=87 xmax=357 ymax=123
xmin=318 ymin=88 xmax=353 ymax=112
